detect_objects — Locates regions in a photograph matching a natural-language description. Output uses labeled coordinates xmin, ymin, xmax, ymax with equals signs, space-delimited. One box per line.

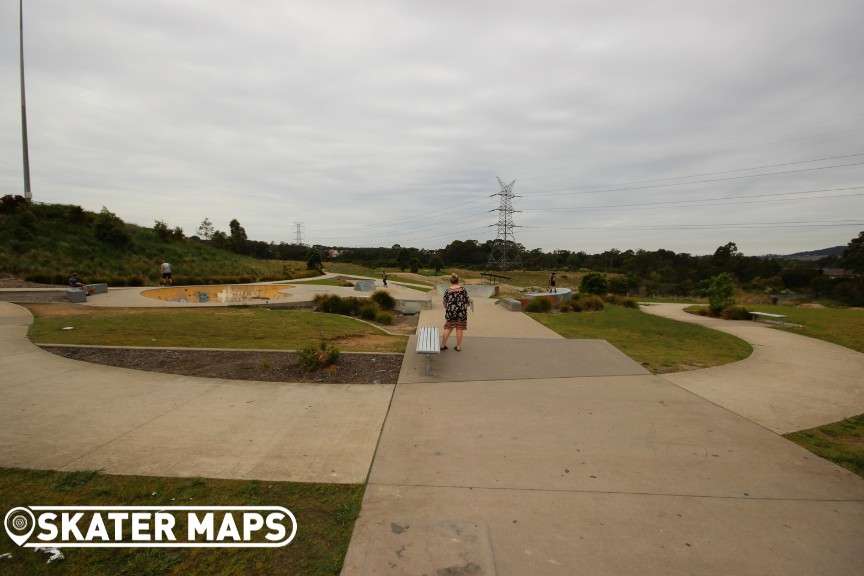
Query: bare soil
xmin=43 ymin=346 xmax=404 ymax=385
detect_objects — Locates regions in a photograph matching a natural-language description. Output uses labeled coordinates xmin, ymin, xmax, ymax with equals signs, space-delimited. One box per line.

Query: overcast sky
xmin=2 ymin=0 xmax=862 ymax=256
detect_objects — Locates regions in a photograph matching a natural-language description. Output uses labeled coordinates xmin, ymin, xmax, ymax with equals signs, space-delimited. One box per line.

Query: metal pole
xmin=20 ymin=0 xmax=32 ymax=201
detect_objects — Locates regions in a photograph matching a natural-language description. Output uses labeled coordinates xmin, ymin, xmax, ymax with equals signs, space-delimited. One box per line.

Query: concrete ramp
xmin=399 ymin=337 xmax=650 ymax=383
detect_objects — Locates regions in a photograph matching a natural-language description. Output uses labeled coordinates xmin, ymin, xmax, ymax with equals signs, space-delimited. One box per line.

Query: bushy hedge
xmin=313 ymin=293 xmax=395 ymax=326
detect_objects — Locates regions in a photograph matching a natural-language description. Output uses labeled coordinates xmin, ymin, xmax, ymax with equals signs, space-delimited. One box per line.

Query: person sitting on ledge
xmin=69 ymin=272 xmax=94 ymax=295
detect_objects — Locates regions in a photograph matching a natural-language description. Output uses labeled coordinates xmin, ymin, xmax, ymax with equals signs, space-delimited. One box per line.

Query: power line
xmin=523 ymin=219 xmax=864 ymax=231
xmin=527 ymin=161 xmax=864 ymax=198
xmin=521 ymin=186 xmax=864 ymax=212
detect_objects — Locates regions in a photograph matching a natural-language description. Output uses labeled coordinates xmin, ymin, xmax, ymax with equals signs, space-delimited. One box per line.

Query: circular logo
xmin=4 ymin=507 xmax=36 ymax=546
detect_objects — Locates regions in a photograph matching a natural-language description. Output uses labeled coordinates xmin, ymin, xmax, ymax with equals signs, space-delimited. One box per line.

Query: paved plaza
xmin=1 ymin=281 xmax=862 ymax=575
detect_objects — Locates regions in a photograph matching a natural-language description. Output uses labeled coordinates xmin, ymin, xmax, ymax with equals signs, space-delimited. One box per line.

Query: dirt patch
xmin=797 ymin=303 xmax=826 ymax=309
xmin=43 ymin=346 xmax=403 ymax=385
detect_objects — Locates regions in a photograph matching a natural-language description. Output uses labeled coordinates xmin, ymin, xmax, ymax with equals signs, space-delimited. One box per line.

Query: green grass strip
xmin=529 ymin=305 xmax=752 ymax=373
xmin=0 ymin=468 xmax=363 ymax=575
xmin=784 ymin=413 xmax=864 ymax=478
xmin=25 ymin=306 xmax=407 ymax=353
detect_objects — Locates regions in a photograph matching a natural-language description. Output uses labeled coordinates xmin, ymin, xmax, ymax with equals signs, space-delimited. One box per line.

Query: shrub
xmin=604 ymin=294 xmax=639 ymax=309
xmin=708 ymin=272 xmax=736 ymax=314
xmin=722 ymin=305 xmax=751 ymax=320
xmin=358 ymin=302 xmax=379 ymax=321
xmin=314 ymin=294 xmax=343 ymax=314
xmin=313 ymin=294 xmax=362 ymax=316
xmin=297 ymin=339 xmax=340 ymax=371
xmin=559 ymin=301 xmax=572 ymax=312
xmin=375 ymin=311 xmax=394 ymax=325
xmin=525 ymin=297 xmax=553 ymax=313
xmin=94 ymin=207 xmax=131 ymax=247
xmin=580 ymin=272 xmax=609 ymax=296
xmin=576 ymin=294 xmax=605 ymax=311
xmin=370 ymin=290 xmax=396 ymax=310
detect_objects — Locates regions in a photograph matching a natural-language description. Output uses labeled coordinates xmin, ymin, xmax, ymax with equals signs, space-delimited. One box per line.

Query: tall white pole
xmin=20 ymin=0 xmax=32 ymax=201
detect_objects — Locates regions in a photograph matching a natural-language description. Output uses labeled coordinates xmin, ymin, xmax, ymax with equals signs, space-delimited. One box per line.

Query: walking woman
xmin=440 ymin=273 xmax=471 ymax=351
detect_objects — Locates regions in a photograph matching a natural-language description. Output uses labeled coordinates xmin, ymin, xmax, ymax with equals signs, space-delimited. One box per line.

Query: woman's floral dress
xmin=443 ymin=287 xmax=469 ymax=330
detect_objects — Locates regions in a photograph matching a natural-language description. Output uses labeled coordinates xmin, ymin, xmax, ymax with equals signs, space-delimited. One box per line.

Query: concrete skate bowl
xmin=519 ymin=287 xmax=573 ymax=307
xmin=142 ymin=285 xmax=289 ymax=304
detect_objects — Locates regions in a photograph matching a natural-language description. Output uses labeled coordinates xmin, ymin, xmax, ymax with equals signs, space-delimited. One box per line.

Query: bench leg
xmin=424 ymin=354 xmax=432 ymax=376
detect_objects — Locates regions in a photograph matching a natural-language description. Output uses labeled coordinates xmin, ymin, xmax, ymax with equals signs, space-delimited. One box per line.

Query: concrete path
xmin=640 ymin=303 xmax=864 ymax=434
xmin=0 ymin=301 xmax=392 ymax=483
xmin=341 ymin=299 xmax=864 ymax=575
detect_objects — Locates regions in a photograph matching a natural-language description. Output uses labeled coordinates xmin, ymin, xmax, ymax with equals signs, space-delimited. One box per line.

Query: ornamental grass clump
xmin=375 ymin=311 xmax=394 ymax=325
xmin=524 ymin=297 xmax=553 ymax=313
xmin=358 ymin=303 xmax=379 ymax=321
xmin=297 ymin=339 xmax=340 ymax=371
xmin=370 ymin=290 xmax=396 ymax=310
xmin=575 ymin=294 xmax=605 ymax=311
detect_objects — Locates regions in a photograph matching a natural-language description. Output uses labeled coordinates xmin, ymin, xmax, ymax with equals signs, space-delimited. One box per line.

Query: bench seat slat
xmin=416 ymin=326 xmax=440 ymax=376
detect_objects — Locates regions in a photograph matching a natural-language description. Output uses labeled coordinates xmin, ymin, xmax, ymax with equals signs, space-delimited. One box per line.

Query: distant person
xmin=69 ymin=272 xmax=94 ymax=295
xmin=440 ymin=273 xmax=471 ymax=352
xmin=160 ymin=261 xmax=173 ymax=285
xmin=382 ymin=271 xmax=388 ymax=287
xmin=549 ymin=272 xmax=557 ymax=293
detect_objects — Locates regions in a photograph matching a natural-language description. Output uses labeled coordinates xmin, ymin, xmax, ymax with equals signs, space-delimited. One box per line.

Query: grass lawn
xmin=529 ymin=304 xmax=752 ymax=374
xmin=0 ymin=468 xmax=362 ymax=575
xmin=24 ymin=304 xmax=407 ymax=353
xmin=784 ymin=413 xmax=864 ymax=478
xmin=776 ymin=306 xmax=864 ymax=354
xmin=686 ymin=305 xmax=864 ymax=354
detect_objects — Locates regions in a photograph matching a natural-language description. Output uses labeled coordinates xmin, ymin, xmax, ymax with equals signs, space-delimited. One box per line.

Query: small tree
xmin=197 ymin=217 xmax=215 ymax=240
xmin=154 ymin=220 xmax=171 ymax=241
xmin=430 ymin=254 xmax=444 ymax=274
xmin=409 ymin=257 xmax=421 ymax=273
xmin=708 ymin=272 xmax=736 ymax=315
xmin=95 ymin=207 xmax=131 ymax=247
xmin=397 ymin=248 xmax=411 ymax=272
xmin=306 ymin=248 xmax=323 ymax=271
xmin=228 ymin=219 xmax=248 ymax=253
xmin=580 ymin=272 xmax=609 ymax=296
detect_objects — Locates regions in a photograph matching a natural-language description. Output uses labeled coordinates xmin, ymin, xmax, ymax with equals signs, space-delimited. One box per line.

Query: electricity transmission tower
xmin=486 ymin=177 xmax=522 ymax=271
xmin=293 ymin=222 xmax=305 ymax=245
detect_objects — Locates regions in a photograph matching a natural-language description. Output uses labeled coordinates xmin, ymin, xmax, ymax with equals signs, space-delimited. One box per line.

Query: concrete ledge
xmin=66 ymin=288 xmax=87 ymax=303
xmin=86 ymin=283 xmax=108 ymax=294
xmin=500 ymin=298 xmax=521 ymax=311
xmin=395 ymin=298 xmax=432 ymax=312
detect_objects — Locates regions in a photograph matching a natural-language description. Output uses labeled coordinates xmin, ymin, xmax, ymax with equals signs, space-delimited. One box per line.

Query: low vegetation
xmin=529 ymin=304 xmax=753 ymax=373
xmin=312 ymin=293 xmax=396 ymax=326
xmin=785 ymin=414 xmax=864 ymax=478
xmin=686 ymin=304 xmax=864 ymax=354
xmin=297 ymin=339 xmax=341 ymax=371
xmin=24 ymin=304 xmax=407 ymax=353
xmin=0 ymin=467 xmax=363 ymax=575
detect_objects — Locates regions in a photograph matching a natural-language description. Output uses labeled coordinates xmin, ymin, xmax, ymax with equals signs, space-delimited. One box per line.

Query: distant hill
xmin=778 ymin=246 xmax=846 ymax=261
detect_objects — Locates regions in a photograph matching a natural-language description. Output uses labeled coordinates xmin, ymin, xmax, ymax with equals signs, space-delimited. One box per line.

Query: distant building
xmin=820 ymin=268 xmax=854 ymax=278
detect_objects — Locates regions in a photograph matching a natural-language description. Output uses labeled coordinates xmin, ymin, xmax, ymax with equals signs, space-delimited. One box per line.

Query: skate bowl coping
xmin=520 ymin=287 xmax=573 ymax=307
xmin=142 ymin=285 xmax=289 ymax=304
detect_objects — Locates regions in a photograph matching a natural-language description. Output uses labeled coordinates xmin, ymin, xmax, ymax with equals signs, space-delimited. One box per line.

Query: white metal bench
xmin=416 ymin=326 xmax=441 ymax=376
xmin=750 ymin=311 xmax=787 ymax=326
